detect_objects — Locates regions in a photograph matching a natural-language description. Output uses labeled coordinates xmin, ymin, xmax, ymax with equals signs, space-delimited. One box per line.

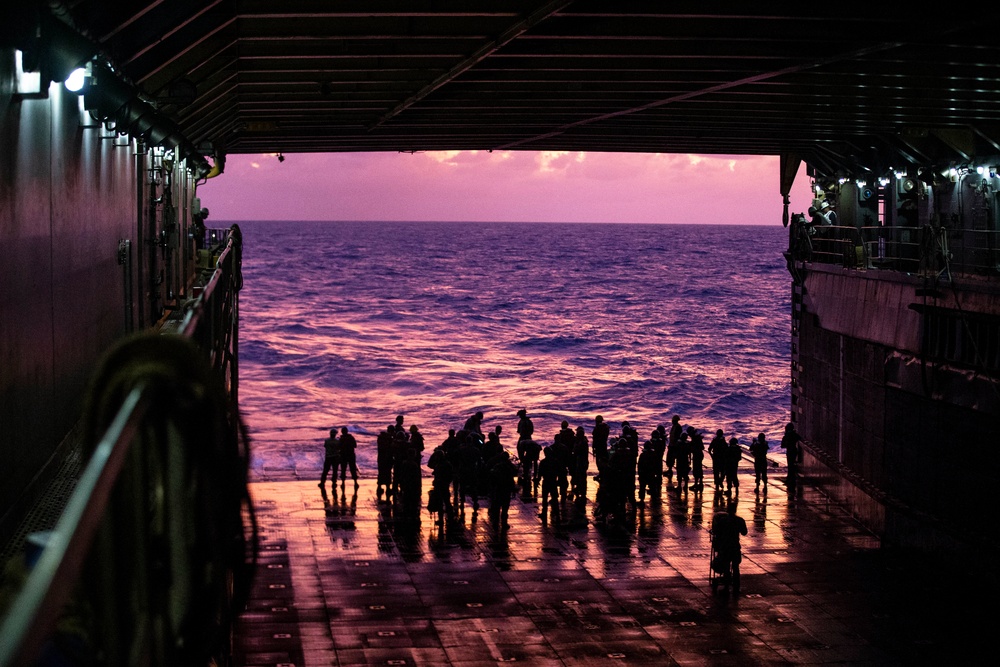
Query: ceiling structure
xmin=47 ymin=1 xmax=1000 ymax=177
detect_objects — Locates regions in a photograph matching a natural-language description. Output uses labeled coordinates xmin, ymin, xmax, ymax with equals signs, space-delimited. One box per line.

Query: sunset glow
xmin=200 ymin=151 xmax=813 ymax=225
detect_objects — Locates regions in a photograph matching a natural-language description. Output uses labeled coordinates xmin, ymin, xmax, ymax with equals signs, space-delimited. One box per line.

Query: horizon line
xmin=214 ymin=219 xmax=785 ymax=226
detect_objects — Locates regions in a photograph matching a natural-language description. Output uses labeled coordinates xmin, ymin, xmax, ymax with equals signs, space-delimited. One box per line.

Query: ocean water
xmin=234 ymin=221 xmax=791 ymax=479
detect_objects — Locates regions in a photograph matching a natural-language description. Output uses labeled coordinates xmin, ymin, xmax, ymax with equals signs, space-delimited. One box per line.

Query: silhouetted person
xmin=618 ymin=421 xmax=639 ymax=500
xmin=725 ymin=437 xmax=742 ymax=493
xmin=428 ymin=443 xmax=454 ymax=525
xmin=708 ymin=429 xmax=727 ymax=489
xmin=392 ymin=414 xmax=407 ymax=440
xmin=455 ymin=432 xmax=483 ymax=512
xmin=517 ymin=437 xmax=541 ymax=489
xmin=516 ymin=408 xmax=534 ymax=442
xmin=650 ymin=425 xmax=666 ymax=495
xmin=408 ymin=424 xmax=425 ymax=458
xmin=464 ymin=410 xmax=484 ymax=436
xmin=319 ymin=428 xmax=340 ymax=489
xmin=780 ymin=422 xmax=802 ymax=482
xmin=602 ymin=438 xmax=631 ymax=523
xmin=674 ymin=431 xmax=691 ymax=493
xmin=549 ymin=431 xmax=571 ymax=503
xmin=749 ymin=432 xmax=768 ymax=492
xmin=592 ymin=415 xmax=610 ymax=477
xmin=396 ymin=447 xmax=422 ymax=518
xmin=376 ymin=425 xmax=394 ymax=500
xmin=637 ymin=440 xmax=659 ymax=504
xmin=484 ymin=425 xmax=503 ymax=461
xmin=538 ymin=446 xmax=561 ymax=523
xmin=690 ymin=428 xmax=705 ymax=492
xmin=712 ymin=501 xmax=748 ymax=593
xmin=619 ymin=420 xmax=638 ymax=450
xmin=191 ymin=207 xmax=208 ymax=250
xmin=338 ymin=426 xmax=359 ymax=486
xmin=488 ymin=451 xmax=518 ymax=529
xmin=666 ymin=415 xmax=682 ymax=481
xmin=571 ymin=426 xmax=590 ymax=500
xmin=390 ymin=430 xmax=408 ymax=500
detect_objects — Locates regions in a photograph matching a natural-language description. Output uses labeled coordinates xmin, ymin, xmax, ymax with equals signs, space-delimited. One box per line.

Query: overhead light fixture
xmin=64 ymin=64 xmax=88 ymax=93
xmin=277 ymin=153 xmax=285 ymax=163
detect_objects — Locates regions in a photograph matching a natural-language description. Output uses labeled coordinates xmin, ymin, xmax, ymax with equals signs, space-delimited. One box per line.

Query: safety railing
xmin=182 ymin=225 xmax=243 ymax=404
xmin=809 ymin=225 xmax=868 ymax=269
xmin=0 ymin=226 xmax=252 ymax=667
xmin=789 ymin=220 xmax=1000 ymax=279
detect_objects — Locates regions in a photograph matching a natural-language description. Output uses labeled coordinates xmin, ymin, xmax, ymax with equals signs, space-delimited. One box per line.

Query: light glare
xmin=65 ymin=67 xmax=86 ymax=93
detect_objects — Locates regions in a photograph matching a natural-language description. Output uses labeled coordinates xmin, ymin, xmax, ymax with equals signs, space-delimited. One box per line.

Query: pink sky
xmin=199 ymin=151 xmax=813 ymax=225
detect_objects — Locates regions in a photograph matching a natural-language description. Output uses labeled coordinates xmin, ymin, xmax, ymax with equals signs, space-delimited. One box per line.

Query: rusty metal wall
xmin=0 ymin=60 xmax=138 ymax=539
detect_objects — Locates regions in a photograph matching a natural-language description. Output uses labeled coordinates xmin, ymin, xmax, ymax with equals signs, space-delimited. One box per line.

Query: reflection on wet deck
xmin=235 ymin=473 xmax=986 ymax=666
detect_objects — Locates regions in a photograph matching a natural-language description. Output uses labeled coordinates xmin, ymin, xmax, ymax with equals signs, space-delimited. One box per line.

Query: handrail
xmin=806 ymin=224 xmax=868 ymax=269
xmin=0 ymin=387 xmax=149 ymax=666
xmin=181 ymin=237 xmax=230 ymax=338
xmin=0 ymin=224 xmax=248 ymax=667
xmin=789 ymin=221 xmax=1000 ymax=278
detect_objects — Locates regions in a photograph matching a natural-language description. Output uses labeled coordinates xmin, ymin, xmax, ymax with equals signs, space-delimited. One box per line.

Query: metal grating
xmin=0 ymin=445 xmax=83 ymax=565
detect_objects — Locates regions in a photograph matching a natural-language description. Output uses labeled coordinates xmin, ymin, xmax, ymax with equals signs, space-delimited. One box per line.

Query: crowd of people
xmin=318 ymin=411 xmax=803 ymax=594
xmin=318 ymin=411 xmax=803 ymax=527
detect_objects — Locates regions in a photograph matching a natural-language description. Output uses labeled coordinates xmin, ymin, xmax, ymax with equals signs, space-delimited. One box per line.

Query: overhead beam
xmin=369 ymin=0 xmax=575 ymax=129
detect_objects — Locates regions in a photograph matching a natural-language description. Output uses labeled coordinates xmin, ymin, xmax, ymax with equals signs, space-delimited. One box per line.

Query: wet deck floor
xmin=234 ymin=472 xmax=989 ymax=666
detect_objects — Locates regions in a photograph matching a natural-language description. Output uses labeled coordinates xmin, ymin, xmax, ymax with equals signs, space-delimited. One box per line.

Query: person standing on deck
xmin=538 ymin=446 xmax=561 ymax=523
xmin=550 ymin=429 xmax=572 ymax=503
xmin=666 ymin=415 xmax=682 ymax=482
xmin=517 ymin=436 xmax=541 ymax=490
xmin=464 ymin=411 xmax=485 ymax=437
xmin=408 ymin=425 xmax=425 ymax=460
xmin=708 ymin=429 xmax=727 ymax=490
xmin=637 ymin=439 xmax=659 ymax=505
xmin=392 ymin=414 xmax=407 ymax=441
xmin=592 ymin=415 xmax=610 ymax=478
xmin=650 ymin=425 xmax=667 ymax=496
xmin=619 ymin=423 xmax=639 ymax=504
xmin=516 ymin=408 xmax=534 ymax=443
xmin=390 ymin=430 xmax=408 ymax=501
xmin=396 ymin=446 xmax=422 ymax=518
xmin=781 ymin=423 xmax=802 ymax=482
xmin=690 ymin=428 xmax=705 ymax=492
xmin=674 ymin=431 xmax=691 ymax=494
xmin=485 ymin=425 xmax=503 ymax=461
xmin=749 ymin=432 xmax=769 ymax=492
xmin=488 ymin=450 xmax=518 ymax=529
xmin=427 ymin=441 xmax=455 ymax=525
xmin=319 ymin=428 xmax=340 ymax=489
xmin=725 ymin=437 xmax=742 ymax=493
xmin=376 ymin=425 xmax=395 ymax=500
xmin=712 ymin=501 xmax=749 ymax=593
xmin=338 ymin=426 xmax=359 ymax=486
xmin=571 ymin=426 xmax=590 ymax=501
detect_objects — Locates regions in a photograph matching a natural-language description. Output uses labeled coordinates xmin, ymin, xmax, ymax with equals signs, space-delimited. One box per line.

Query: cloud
xmin=199 ymin=151 xmax=814 ymax=224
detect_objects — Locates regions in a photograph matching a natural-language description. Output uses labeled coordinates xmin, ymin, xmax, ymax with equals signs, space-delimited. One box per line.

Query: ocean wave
xmin=236 ymin=221 xmax=791 ymax=474
xmin=364 ymin=309 xmax=407 ymax=322
xmin=513 ymin=335 xmax=590 ymax=351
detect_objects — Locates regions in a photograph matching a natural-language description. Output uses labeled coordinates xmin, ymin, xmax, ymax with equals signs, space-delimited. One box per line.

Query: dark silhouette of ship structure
xmin=1 ymin=4 xmax=997 ymax=664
